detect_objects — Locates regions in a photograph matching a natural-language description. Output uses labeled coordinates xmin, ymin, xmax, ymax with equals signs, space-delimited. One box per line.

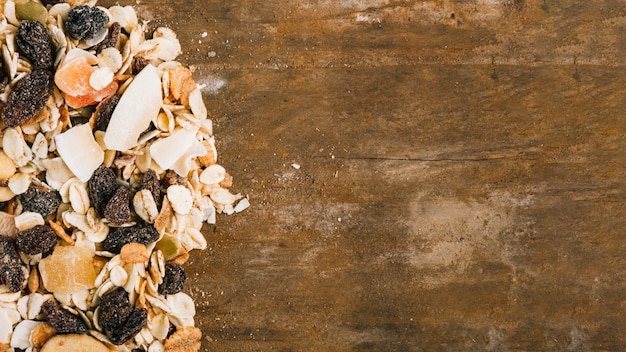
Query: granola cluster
xmin=0 ymin=0 xmax=247 ymax=351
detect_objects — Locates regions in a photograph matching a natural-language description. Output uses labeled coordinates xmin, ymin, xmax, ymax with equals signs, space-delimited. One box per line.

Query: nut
xmin=48 ymin=220 xmax=75 ymax=245
xmin=120 ymin=243 xmax=149 ymax=264
xmin=164 ymin=326 xmax=202 ymax=352
xmin=40 ymin=334 xmax=109 ymax=352
xmin=31 ymin=322 xmax=56 ymax=349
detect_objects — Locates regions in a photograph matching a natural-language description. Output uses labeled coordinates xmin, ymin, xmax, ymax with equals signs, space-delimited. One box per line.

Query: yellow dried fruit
xmin=38 ymin=246 xmax=96 ymax=294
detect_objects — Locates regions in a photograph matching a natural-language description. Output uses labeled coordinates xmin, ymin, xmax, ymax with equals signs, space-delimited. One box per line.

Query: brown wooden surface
xmin=102 ymin=0 xmax=625 ymax=350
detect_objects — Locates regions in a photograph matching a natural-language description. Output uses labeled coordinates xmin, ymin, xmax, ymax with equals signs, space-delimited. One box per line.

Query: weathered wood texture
xmin=105 ymin=0 xmax=625 ymax=350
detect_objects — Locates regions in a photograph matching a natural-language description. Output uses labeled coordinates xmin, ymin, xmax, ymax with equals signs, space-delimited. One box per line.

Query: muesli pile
xmin=0 ymin=0 xmax=247 ymax=351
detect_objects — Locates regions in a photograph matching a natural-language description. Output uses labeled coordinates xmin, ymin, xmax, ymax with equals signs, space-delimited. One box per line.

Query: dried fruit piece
xmin=55 ymin=123 xmax=105 ymax=182
xmin=94 ymin=94 xmax=120 ymax=131
xmin=104 ymin=64 xmax=162 ymax=151
xmin=103 ymin=186 xmax=131 ymax=224
xmin=65 ymin=80 xmax=118 ymax=109
xmin=38 ymin=246 xmax=96 ymax=294
xmin=162 ymin=170 xmax=187 ymax=188
xmin=101 ymin=225 xmax=159 ymax=253
xmin=15 ymin=225 xmax=57 ymax=255
xmin=158 ymin=263 xmax=186 ymax=295
xmin=132 ymin=56 xmax=149 ymax=74
xmin=88 ymin=164 xmax=118 ymax=216
xmin=41 ymin=299 xmax=88 ymax=334
xmin=150 ymin=128 xmax=200 ymax=172
xmin=54 ymin=56 xmax=96 ymax=97
xmin=91 ymin=22 xmax=121 ymax=54
xmin=141 ymin=169 xmax=162 ymax=207
xmin=19 ymin=185 xmax=62 ymax=218
xmin=16 ymin=20 xmax=54 ymax=69
xmin=65 ymin=5 xmax=109 ymax=41
xmin=40 ymin=334 xmax=109 ymax=352
xmin=99 ymin=287 xmax=148 ymax=345
xmin=0 ymin=236 xmax=26 ymax=292
xmin=2 ymin=70 xmax=53 ymax=128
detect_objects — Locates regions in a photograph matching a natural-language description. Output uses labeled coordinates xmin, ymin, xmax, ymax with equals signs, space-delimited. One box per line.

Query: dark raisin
xmin=2 ymin=69 xmax=52 ymax=127
xmin=91 ymin=22 xmax=121 ymax=54
xmin=104 ymin=186 xmax=132 ymax=225
xmin=41 ymin=299 xmax=88 ymax=334
xmin=109 ymin=308 xmax=148 ymax=345
xmin=102 ymin=225 xmax=159 ymax=253
xmin=19 ymin=185 xmax=62 ymax=218
xmin=16 ymin=225 xmax=57 ymax=255
xmin=65 ymin=5 xmax=109 ymax=41
xmin=0 ymin=66 xmax=8 ymax=92
xmin=0 ymin=236 xmax=25 ymax=292
xmin=132 ymin=56 xmax=149 ymax=75
xmin=88 ymin=165 xmax=118 ymax=216
xmin=158 ymin=264 xmax=186 ymax=295
xmin=98 ymin=287 xmax=132 ymax=332
xmin=93 ymin=94 xmax=119 ymax=131
xmin=141 ymin=169 xmax=162 ymax=207
xmin=16 ymin=20 xmax=54 ymax=70
xmin=99 ymin=287 xmax=148 ymax=345
xmin=161 ymin=170 xmax=187 ymax=188
xmin=40 ymin=0 xmax=63 ymax=4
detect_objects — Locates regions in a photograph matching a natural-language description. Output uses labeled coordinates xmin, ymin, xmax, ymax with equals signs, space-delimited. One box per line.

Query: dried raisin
xmin=132 ymin=56 xmax=149 ymax=75
xmin=40 ymin=0 xmax=62 ymax=4
xmin=2 ymin=69 xmax=52 ymax=127
xmin=94 ymin=94 xmax=119 ymax=131
xmin=91 ymin=22 xmax=121 ymax=54
xmin=0 ymin=236 xmax=25 ymax=292
xmin=19 ymin=185 xmax=62 ymax=218
xmin=16 ymin=225 xmax=57 ymax=255
xmin=88 ymin=165 xmax=118 ymax=216
xmin=104 ymin=186 xmax=131 ymax=225
xmin=41 ymin=299 xmax=88 ymax=334
xmin=161 ymin=170 xmax=187 ymax=188
xmin=158 ymin=263 xmax=186 ymax=295
xmin=16 ymin=20 xmax=54 ymax=70
xmin=0 ymin=66 xmax=8 ymax=92
xmin=102 ymin=225 xmax=159 ymax=253
xmin=98 ymin=287 xmax=148 ymax=345
xmin=65 ymin=6 xmax=109 ymax=41
xmin=141 ymin=169 xmax=162 ymax=207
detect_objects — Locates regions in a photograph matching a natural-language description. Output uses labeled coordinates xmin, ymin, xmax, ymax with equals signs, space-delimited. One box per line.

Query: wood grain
xmin=101 ymin=0 xmax=625 ymax=350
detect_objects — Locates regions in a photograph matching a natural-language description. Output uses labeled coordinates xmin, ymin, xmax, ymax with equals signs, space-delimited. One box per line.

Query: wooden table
xmin=104 ymin=0 xmax=625 ymax=350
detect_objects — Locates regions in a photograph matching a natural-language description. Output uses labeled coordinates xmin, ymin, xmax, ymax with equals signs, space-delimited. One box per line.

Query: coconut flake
xmin=104 ymin=65 xmax=163 ymax=151
xmin=55 ymin=124 xmax=105 ymax=182
xmin=149 ymin=128 xmax=196 ymax=172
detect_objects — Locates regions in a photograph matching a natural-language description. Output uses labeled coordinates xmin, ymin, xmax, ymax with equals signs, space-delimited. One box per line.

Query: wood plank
xmin=101 ymin=0 xmax=625 ymax=350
